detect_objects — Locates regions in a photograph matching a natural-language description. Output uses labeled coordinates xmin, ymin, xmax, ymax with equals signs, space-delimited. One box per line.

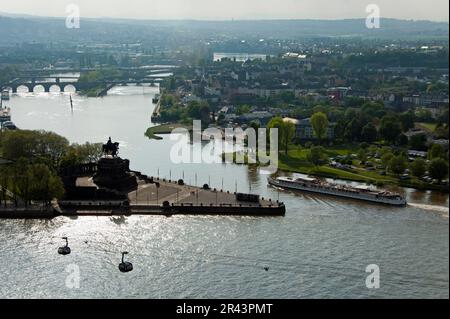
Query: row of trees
xmin=0 ymin=159 xmax=65 ymax=208
xmin=0 ymin=66 xmax=20 ymax=87
xmin=306 ymin=144 xmax=449 ymax=182
xmin=0 ymin=130 xmax=103 ymax=207
xmin=380 ymin=143 xmax=449 ymax=182
xmin=158 ymin=99 xmax=212 ymax=126
xmin=295 ymin=101 xmax=448 ymax=146
xmin=266 ymin=112 xmax=331 ymax=155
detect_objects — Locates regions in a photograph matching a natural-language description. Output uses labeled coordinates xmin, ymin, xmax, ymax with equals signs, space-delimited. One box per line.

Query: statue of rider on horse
xmin=102 ymin=137 xmax=119 ymax=157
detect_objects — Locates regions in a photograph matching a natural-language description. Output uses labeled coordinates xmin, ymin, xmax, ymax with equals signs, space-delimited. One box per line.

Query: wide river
xmin=1 ymin=86 xmax=448 ymax=298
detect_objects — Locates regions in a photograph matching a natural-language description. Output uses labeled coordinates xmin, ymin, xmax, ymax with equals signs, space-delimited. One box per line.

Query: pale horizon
xmin=0 ymin=0 xmax=448 ymax=22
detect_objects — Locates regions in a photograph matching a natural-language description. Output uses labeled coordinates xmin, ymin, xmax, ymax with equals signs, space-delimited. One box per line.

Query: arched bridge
xmin=4 ymin=76 xmax=79 ymax=93
xmin=2 ymin=76 xmax=163 ymax=93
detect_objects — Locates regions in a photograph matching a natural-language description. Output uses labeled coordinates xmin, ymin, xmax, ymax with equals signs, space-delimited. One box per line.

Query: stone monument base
xmin=93 ymin=157 xmax=138 ymax=192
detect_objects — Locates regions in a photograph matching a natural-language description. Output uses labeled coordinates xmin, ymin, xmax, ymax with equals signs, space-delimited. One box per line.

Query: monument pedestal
xmin=93 ymin=157 xmax=138 ymax=192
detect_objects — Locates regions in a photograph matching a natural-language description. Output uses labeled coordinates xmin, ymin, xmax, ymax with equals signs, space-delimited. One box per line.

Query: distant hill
xmin=0 ymin=14 xmax=448 ymax=46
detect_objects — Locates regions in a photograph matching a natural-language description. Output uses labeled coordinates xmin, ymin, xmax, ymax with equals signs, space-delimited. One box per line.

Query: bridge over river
xmin=2 ymin=76 xmax=164 ymax=93
xmin=1 ymin=66 xmax=174 ymax=93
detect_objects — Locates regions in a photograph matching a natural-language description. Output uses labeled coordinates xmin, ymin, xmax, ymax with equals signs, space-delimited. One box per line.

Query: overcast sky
xmin=0 ymin=0 xmax=448 ymax=21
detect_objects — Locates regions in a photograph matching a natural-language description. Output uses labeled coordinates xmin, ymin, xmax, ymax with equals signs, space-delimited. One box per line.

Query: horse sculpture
xmin=102 ymin=137 xmax=120 ymax=157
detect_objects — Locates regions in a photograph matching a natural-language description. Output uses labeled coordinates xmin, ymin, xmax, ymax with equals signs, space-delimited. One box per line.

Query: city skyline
xmin=0 ymin=0 xmax=448 ymax=22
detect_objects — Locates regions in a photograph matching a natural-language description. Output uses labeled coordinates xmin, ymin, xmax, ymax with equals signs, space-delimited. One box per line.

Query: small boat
xmin=268 ymin=175 xmax=407 ymax=206
xmin=152 ymin=94 xmax=160 ymax=104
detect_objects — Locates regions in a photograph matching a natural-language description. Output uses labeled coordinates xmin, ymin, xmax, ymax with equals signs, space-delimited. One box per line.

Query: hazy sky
xmin=0 ymin=0 xmax=448 ymax=21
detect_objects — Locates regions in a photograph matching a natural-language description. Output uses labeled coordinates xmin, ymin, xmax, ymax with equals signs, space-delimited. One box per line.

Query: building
xmin=327 ymin=87 xmax=351 ymax=102
xmin=294 ymin=118 xmax=335 ymax=141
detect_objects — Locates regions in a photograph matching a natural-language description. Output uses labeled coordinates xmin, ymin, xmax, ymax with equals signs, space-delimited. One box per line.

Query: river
xmin=0 ymin=86 xmax=448 ymax=299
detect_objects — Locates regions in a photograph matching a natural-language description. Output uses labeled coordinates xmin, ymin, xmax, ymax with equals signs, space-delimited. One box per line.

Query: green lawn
xmin=145 ymin=123 xmax=191 ymax=139
xmin=417 ymin=122 xmax=437 ymax=133
xmin=225 ymin=143 xmax=447 ymax=190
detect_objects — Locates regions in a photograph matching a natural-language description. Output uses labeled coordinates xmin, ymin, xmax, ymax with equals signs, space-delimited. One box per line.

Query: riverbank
xmin=1 ymin=177 xmax=285 ymax=219
xmin=145 ymin=123 xmax=192 ymax=140
xmin=78 ymin=84 xmax=113 ymax=97
xmin=224 ymin=149 xmax=449 ymax=193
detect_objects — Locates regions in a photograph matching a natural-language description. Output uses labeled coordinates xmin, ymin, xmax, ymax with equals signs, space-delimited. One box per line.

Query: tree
xmin=361 ymin=102 xmax=385 ymax=119
xmin=249 ymin=120 xmax=261 ymax=131
xmin=268 ymin=117 xmax=295 ymax=155
xmin=428 ymin=144 xmax=447 ymax=160
xmin=307 ymin=146 xmax=327 ymax=166
xmin=380 ymin=115 xmax=402 ymax=143
xmin=236 ymin=104 xmax=251 ymax=115
xmin=410 ymin=158 xmax=427 ymax=178
xmin=361 ymin=123 xmax=378 ymax=143
xmin=186 ymin=101 xmax=211 ymax=124
xmin=60 ymin=147 xmax=81 ymax=169
xmin=388 ymin=155 xmax=408 ymax=176
xmin=344 ymin=117 xmax=366 ymax=142
xmin=281 ymin=121 xmax=296 ymax=155
xmin=268 ymin=117 xmax=284 ymax=151
xmin=396 ymin=134 xmax=409 ymax=147
xmin=28 ymin=164 xmax=65 ymax=206
xmin=0 ymin=130 xmax=69 ymax=169
xmin=428 ymin=158 xmax=449 ymax=182
xmin=310 ymin=112 xmax=329 ymax=144
xmin=74 ymin=142 xmax=103 ymax=163
xmin=14 ymin=158 xmax=31 ymax=207
xmin=381 ymin=152 xmax=394 ymax=169
xmin=435 ymin=124 xmax=449 ymax=140
xmin=399 ymin=111 xmax=416 ymax=132
xmin=357 ymin=148 xmax=368 ymax=164
xmin=409 ymin=133 xmax=428 ymax=151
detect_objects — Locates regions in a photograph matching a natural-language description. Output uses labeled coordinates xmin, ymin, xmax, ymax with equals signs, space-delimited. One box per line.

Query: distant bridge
xmin=2 ymin=76 xmax=164 ymax=93
xmin=19 ymin=66 xmax=176 ymax=75
xmin=1 ymin=65 xmax=176 ymax=93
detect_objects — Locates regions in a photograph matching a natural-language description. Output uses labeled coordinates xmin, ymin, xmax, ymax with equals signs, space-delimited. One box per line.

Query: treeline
xmin=343 ymin=49 xmax=449 ymax=69
xmin=293 ymin=101 xmax=449 ymax=146
xmin=0 ymin=130 xmax=103 ymax=207
xmin=78 ymin=68 xmax=123 ymax=83
xmin=0 ymin=66 xmax=20 ymax=86
xmin=158 ymin=95 xmax=212 ymax=126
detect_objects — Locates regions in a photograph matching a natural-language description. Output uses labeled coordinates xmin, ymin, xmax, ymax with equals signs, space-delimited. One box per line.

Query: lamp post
xmin=156 ymin=186 xmax=159 ymax=205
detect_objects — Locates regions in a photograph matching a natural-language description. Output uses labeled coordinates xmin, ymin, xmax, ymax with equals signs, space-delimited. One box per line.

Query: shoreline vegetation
xmin=77 ymin=68 xmax=123 ymax=97
xmin=146 ymin=115 xmax=448 ymax=192
xmin=222 ymin=147 xmax=449 ymax=193
xmin=0 ymin=130 xmax=104 ymax=209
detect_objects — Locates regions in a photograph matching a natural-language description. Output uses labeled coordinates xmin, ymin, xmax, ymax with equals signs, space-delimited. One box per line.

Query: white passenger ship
xmin=268 ymin=176 xmax=407 ymax=206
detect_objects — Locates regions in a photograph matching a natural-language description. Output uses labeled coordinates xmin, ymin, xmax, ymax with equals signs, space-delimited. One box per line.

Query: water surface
xmin=1 ymin=87 xmax=448 ymax=299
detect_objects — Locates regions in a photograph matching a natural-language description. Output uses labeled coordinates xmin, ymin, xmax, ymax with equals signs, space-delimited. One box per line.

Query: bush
xmin=388 ymin=155 xmax=408 ymax=175
xmin=428 ymin=158 xmax=449 ymax=182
